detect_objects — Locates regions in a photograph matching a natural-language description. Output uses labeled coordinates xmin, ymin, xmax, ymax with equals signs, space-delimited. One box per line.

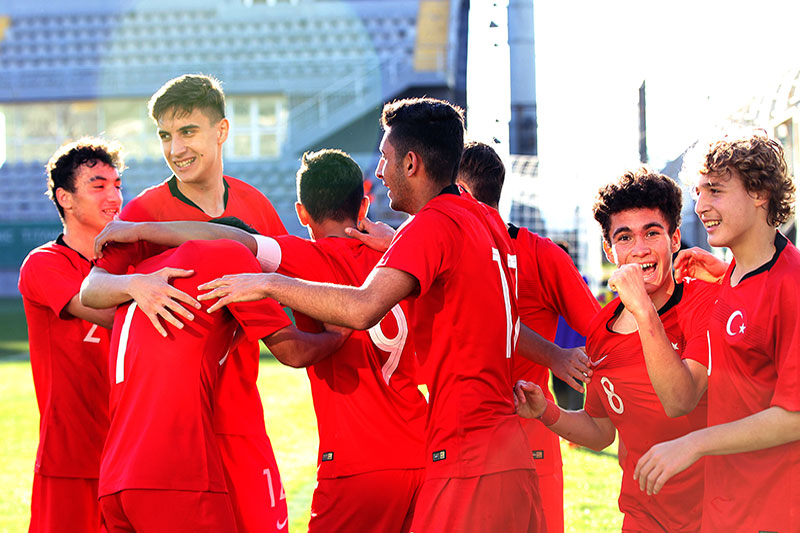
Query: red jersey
xmin=272 ymin=235 xmax=426 ymax=478
xmin=702 ymin=232 xmax=800 ymax=532
xmin=511 ymin=225 xmax=599 ymax=386
xmin=120 ymin=175 xmax=286 ymax=436
xmin=18 ymin=237 xmax=110 ymax=478
xmin=377 ymin=187 xmax=534 ymax=479
xmin=97 ymin=240 xmax=291 ymax=496
xmin=585 ymin=279 xmax=718 ymax=532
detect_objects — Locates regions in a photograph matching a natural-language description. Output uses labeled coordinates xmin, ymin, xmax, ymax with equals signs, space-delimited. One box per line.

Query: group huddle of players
xmin=18 ymin=73 xmax=800 ymax=533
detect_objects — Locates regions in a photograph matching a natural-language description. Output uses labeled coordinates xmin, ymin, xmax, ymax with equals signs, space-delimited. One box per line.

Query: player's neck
xmin=729 ymin=225 xmax=778 ymax=286
xmin=309 ymin=218 xmax=356 ymax=240
xmin=175 ymin=175 xmax=226 ymax=217
xmin=61 ymin=221 xmax=99 ymax=259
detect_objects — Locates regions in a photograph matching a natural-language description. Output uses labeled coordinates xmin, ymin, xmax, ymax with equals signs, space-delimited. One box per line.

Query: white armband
xmin=253 ymin=234 xmax=282 ymax=273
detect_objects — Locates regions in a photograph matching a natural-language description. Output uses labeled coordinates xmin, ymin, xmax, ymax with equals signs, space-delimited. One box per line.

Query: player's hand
xmin=513 ymin=380 xmax=547 ymax=419
xmin=608 ymin=263 xmax=653 ymax=318
xmin=197 ymin=273 xmax=272 ymax=313
xmin=94 ymin=220 xmax=143 ymax=259
xmin=550 ymin=346 xmax=592 ymax=393
xmin=344 ymin=217 xmax=395 ymax=252
xmin=674 ymin=247 xmax=727 ymax=284
xmin=128 ymin=268 xmax=200 ymax=337
xmin=633 ymin=435 xmax=700 ymax=495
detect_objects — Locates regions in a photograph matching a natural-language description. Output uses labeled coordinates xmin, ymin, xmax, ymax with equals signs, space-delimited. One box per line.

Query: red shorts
xmin=309 ymin=469 xmax=424 ymax=533
xmin=99 ymin=489 xmax=235 ymax=532
xmin=520 ymin=417 xmax=564 ymax=532
xmin=29 ymin=474 xmax=103 ymax=533
xmin=217 ymin=433 xmax=288 ymax=532
xmin=411 ymin=469 xmax=545 ymax=533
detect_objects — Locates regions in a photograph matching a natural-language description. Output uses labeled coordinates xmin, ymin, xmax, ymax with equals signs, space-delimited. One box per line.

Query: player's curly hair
xmin=45 ymin=137 xmax=126 ymax=221
xmin=457 ymin=141 xmax=505 ymax=208
xmin=297 ymin=149 xmax=364 ymax=222
xmin=593 ymin=167 xmax=682 ymax=242
xmin=699 ymin=131 xmax=795 ymax=227
xmin=148 ymin=74 xmax=226 ymax=124
xmin=381 ymin=97 xmax=465 ymax=187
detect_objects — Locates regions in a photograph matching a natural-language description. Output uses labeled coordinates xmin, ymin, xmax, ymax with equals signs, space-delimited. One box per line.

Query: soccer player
xmin=198 ymin=98 xmax=544 ymax=532
xmin=455 ymin=141 xmax=600 ymax=532
xmin=81 ymin=237 xmax=344 ymax=532
xmin=515 ymin=168 xmax=718 ymax=532
xmin=633 ymin=131 xmax=800 ymax=531
xmin=91 ymin=149 xmax=428 ymax=532
xmin=18 ymin=138 xmax=123 ymax=532
xmin=121 ymin=74 xmax=289 ymax=532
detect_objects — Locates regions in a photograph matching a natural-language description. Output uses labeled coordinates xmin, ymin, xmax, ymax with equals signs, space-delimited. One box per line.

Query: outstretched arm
xmin=516 ymin=325 xmax=592 ymax=392
xmin=80 ymin=266 xmax=200 ymax=337
xmin=94 ymin=220 xmax=258 ymax=259
xmin=199 ymin=266 xmax=417 ymax=331
xmin=634 ymin=406 xmax=800 ymax=495
xmin=609 ymin=264 xmax=708 ymax=416
xmin=64 ymin=294 xmax=116 ymax=329
xmin=514 ymin=380 xmax=616 ymax=451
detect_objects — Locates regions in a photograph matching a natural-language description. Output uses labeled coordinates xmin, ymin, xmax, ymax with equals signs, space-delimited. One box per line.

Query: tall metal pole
xmin=508 ymin=0 xmax=537 ymax=156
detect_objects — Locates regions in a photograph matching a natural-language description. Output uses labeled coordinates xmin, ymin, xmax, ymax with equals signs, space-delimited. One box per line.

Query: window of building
xmin=226 ymin=94 xmax=287 ymax=160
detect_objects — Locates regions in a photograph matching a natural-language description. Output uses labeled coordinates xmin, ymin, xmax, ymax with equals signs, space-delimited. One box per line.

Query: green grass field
xmin=0 ymin=297 xmax=623 ymax=532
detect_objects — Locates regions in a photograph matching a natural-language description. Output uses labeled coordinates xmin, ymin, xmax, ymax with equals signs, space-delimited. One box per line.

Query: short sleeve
xmin=19 ymin=249 xmax=82 ymax=317
xmin=229 ymin=299 xmax=292 ymax=342
xmin=377 ymin=210 xmax=458 ymax=296
xmin=771 ymin=279 xmax=800 ymax=412
xmin=584 ymin=378 xmax=609 ymax=419
xmin=95 ymin=241 xmax=149 ymax=275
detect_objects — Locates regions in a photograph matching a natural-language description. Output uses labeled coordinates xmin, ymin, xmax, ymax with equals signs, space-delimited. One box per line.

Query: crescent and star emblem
xmin=726 ymin=310 xmax=746 ymax=336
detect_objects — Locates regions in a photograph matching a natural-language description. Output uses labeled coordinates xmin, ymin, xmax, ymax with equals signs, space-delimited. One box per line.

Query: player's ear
xmin=216 ymin=118 xmax=230 ymax=144
xmin=55 ymin=187 xmax=73 ymax=212
xmin=671 ymin=228 xmax=681 ymax=254
xmin=295 ymin=202 xmax=311 ymax=227
xmin=602 ymin=240 xmax=616 ymax=265
xmin=357 ymin=196 xmax=370 ymax=222
xmin=405 ymin=150 xmax=419 ymax=177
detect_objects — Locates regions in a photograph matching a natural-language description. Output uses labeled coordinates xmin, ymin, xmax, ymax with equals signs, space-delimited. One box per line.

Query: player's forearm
xmin=516 ymin=325 xmax=561 ymax=366
xmin=138 ymin=221 xmax=258 ymax=255
xmin=65 ymin=294 xmax=115 ymax=329
xmin=262 ymin=275 xmax=390 ymax=330
xmin=634 ymin=306 xmax=706 ymax=417
xmin=681 ymin=405 xmax=800 ymax=458
xmin=80 ymin=268 xmax=136 ymax=309
xmin=266 ymin=325 xmax=349 ymax=368
xmin=548 ymin=411 xmax=616 ymax=451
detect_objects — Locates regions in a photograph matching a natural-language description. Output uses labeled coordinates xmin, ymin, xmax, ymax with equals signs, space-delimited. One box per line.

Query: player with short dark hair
xmin=456 ymin=141 xmax=600 ymax=533
xmin=516 ymin=167 xmax=718 ymax=532
xmin=197 ymin=98 xmax=545 ymax=532
xmin=634 ymin=131 xmax=800 ymax=532
xmin=117 ymin=73 xmax=290 ymax=532
xmin=19 ymin=137 xmax=124 ymax=532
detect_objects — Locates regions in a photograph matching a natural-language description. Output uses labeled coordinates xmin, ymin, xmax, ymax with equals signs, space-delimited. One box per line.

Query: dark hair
xmin=209 ymin=216 xmax=258 ymax=235
xmin=148 ymin=74 xmax=226 ymax=124
xmin=593 ymin=167 xmax=683 ymax=242
xmin=380 ymin=97 xmax=464 ymax=186
xmin=45 ymin=137 xmax=126 ymax=221
xmin=699 ymin=131 xmax=795 ymax=226
xmin=457 ymin=141 xmax=505 ymax=207
xmin=296 ymin=149 xmax=364 ymax=222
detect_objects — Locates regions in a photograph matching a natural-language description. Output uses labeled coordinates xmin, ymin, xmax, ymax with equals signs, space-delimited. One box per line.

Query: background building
xmin=0 ymin=0 xmax=469 ymax=294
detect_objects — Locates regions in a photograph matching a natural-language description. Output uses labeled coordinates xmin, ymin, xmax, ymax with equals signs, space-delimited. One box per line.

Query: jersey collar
xmin=56 ymin=234 xmax=91 ymax=264
xmin=606 ymin=280 xmax=684 ymax=332
xmin=438 ymin=183 xmax=461 ymax=196
xmin=736 ymin=231 xmax=788 ymax=284
xmin=167 ymin=175 xmax=230 ymax=214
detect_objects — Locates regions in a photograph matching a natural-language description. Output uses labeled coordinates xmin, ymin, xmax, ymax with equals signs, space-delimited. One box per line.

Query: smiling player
xmin=18 ymin=138 xmax=124 ymax=532
xmin=634 ymin=131 xmax=800 ymax=532
xmin=515 ymin=168 xmax=718 ymax=532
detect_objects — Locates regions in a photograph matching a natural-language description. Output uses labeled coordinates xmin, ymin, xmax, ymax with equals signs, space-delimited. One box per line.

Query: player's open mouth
xmin=704 ymin=220 xmax=720 ymax=229
xmin=174 ymin=157 xmax=196 ymax=169
xmin=639 ymin=262 xmax=656 ymax=273
xmin=103 ymin=209 xmax=119 ymax=217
